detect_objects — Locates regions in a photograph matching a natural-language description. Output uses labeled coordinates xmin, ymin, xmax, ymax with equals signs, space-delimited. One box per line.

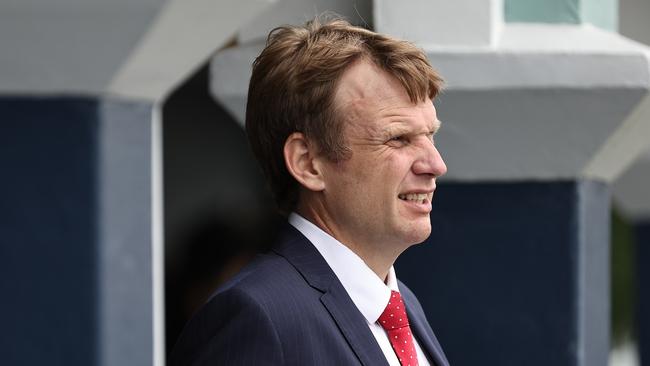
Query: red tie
xmin=378 ymin=290 xmax=419 ymax=366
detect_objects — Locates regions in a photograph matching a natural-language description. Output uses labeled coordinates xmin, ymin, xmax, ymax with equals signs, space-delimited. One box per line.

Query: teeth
xmin=398 ymin=193 xmax=429 ymax=204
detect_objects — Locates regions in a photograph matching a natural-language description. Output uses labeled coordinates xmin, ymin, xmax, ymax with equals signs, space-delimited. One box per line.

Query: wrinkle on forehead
xmin=333 ymin=59 xmax=407 ymax=113
xmin=383 ymin=117 xmax=441 ymax=134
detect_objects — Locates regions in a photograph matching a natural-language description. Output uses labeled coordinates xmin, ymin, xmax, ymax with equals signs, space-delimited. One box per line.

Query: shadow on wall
xmin=162 ymin=64 xmax=280 ymax=354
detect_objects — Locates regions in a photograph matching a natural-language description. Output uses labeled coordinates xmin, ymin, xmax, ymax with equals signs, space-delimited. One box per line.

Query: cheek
xmin=376 ymin=156 xmax=410 ymax=184
xmin=341 ymin=152 xmax=409 ymax=197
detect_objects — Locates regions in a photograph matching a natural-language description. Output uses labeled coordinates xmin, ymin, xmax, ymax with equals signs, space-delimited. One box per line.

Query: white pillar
xmin=373 ymin=0 xmax=503 ymax=47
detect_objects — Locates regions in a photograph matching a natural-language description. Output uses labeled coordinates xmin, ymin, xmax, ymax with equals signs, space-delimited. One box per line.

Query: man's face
xmin=317 ymin=60 xmax=447 ymax=254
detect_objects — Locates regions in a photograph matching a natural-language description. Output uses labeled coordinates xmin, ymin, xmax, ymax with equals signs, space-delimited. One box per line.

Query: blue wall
xmin=397 ymin=180 xmax=609 ymax=366
xmin=0 ymin=97 xmax=99 ymax=365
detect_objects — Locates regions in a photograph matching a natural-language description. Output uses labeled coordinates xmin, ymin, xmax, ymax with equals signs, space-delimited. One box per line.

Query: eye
xmin=387 ymin=135 xmax=408 ymax=147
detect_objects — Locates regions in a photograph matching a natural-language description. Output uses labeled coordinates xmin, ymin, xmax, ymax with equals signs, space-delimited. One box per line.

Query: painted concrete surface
xmin=98 ymin=98 xmax=159 ymax=366
xmin=620 ymin=0 xmax=650 ymax=46
xmin=0 ymin=2 xmax=162 ymax=94
xmin=0 ymin=0 xmax=274 ymax=101
xmin=374 ymin=0 xmax=502 ymax=47
xmin=612 ymin=0 xmax=650 ymax=223
xmin=577 ymin=179 xmax=611 ymax=366
xmin=212 ymin=24 xmax=650 ymax=112
xmin=611 ymin=148 xmax=650 ymax=220
xmin=434 ymin=88 xmax=643 ymax=179
xmin=213 ymin=23 xmax=650 ymax=95
xmin=583 ymin=93 xmax=650 ymax=183
xmin=212 ymin=24 xmax=650 ymax=100
xmin=108 ymin=0 xmax=275 ymax=101
xmin=0 ymin=97 xmax=100 ymax=365
xmin=210 ymin=42 xmax=262 ymax=123
xmin=0 ymin=95 xmax=162 ymax=366
xmin=238 ymin=0 xmax=371 ymax=44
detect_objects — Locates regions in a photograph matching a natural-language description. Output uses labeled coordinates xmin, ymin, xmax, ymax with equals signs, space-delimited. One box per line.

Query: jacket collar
xmin=272 ymin=224 xmax=389 ymax=366
xmin=272 ymin=223 xmax=448 ymax=366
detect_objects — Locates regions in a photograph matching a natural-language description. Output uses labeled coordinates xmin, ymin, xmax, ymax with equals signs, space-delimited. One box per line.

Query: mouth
xmin=397 ymin=192 xmax=434 ymax=205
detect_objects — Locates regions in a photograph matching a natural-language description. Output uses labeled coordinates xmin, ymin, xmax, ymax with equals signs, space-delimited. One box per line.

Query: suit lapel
xmin=273 ymin=225 xmax=389 ymax=366
xmin=321 ymin=283 xmax=390 ymax=366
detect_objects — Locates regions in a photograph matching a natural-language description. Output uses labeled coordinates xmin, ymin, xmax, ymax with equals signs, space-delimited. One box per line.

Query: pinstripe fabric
xmin=169 ymin=223 xmax=449 ymax=366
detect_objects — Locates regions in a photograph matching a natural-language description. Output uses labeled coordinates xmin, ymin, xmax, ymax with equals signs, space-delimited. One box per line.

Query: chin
xmin=401 ymin=225 xmax=432 ymax=246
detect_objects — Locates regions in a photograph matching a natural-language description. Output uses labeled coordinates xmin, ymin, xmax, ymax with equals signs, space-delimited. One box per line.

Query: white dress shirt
xmin=289 ymin=213 xmax=430 ymax=366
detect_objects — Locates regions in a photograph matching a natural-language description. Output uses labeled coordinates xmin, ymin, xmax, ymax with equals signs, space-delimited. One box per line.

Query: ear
xmin=283 ymin=132 xmax=326 ymax=192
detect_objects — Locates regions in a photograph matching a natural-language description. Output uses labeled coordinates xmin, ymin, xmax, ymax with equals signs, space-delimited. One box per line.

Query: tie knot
xmin=378 ymin=290 xmax=409 ymax=331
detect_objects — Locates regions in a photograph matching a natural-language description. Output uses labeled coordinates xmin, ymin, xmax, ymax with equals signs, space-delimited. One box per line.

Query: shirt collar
xmin=288 ymin=213 xmax=399 ymax=324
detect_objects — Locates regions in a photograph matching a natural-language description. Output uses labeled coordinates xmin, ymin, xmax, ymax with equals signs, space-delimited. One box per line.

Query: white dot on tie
xmin=404 ymin=341 xmax=407 ymax=343
xmin=401 ymin=349 xmax=404 ymax=352
xmin=395 ymin=336 xmax=398 ymax=339
xmin=397 ymin=306 xmax=399 ymax=309
xmin=390 ymin=314 xmax=393 ymax=317
xmin=399 ymin=319 xmax=402 ymax=321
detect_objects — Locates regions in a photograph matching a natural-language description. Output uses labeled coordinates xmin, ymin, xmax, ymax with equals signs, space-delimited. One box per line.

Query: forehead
xmin=333 ymin=60 xmax=437 ymax=131
xmin=334 ymin=59 xmax=404 ymax=106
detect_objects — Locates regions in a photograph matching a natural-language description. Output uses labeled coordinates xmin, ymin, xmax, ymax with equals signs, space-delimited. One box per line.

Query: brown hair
xmin=245 ymin=16 xmax=443 ymax=215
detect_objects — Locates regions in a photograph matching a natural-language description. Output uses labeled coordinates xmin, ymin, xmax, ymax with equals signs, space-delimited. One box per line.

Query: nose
xmin=412 ymin=139 xmax=447 ymax=177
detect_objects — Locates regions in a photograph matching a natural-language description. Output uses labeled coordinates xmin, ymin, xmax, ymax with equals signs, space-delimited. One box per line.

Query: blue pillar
xmin=0 ymin=97 xmax=99 ymax=365
xmin=0 ymin=96 xmax=156 ymax=366
xmin=396 ymin=180 xmax=609 ymax=366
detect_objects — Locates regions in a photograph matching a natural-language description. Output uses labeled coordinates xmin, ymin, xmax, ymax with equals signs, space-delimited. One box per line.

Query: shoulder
xmin=214 ymin=252 xmax=298 ymax=297
xmin=169 ymin=252 xmax=320 ymax=365
xmin=206 ymin=250 xmax=318 ymax=321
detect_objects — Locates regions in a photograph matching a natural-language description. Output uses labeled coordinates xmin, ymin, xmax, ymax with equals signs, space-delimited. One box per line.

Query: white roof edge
xmin=211 ymin=25 xmax=650 ymax=98
xmin=582 ymin=93 xmax=650 ymax=183
xmin=498 ymin=23 xmax=650 ymax=52
xmin=423 ymin=24 xmax=650 ymax=91
xmin=107 ymin=0 xmax=275 ymax=102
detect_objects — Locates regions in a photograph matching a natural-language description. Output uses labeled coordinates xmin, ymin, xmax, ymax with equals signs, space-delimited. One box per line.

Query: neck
xmin=295 ymin=205 xmax=399 ymax=282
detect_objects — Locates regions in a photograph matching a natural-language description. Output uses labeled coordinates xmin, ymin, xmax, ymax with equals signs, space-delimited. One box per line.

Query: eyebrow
xmin=432 ymin=119 xmax=442 ymax=133
xmin=380 ymin=120 xmax=442 ymax=138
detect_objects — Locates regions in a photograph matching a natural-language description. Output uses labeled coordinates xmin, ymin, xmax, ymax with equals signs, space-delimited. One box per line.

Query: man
xmin=170 ymin=16 xmax=449 ymax=366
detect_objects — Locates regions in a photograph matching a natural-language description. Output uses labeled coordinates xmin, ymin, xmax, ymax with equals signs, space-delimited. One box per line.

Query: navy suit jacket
xmin=170 ymin=224 xmax=449 ymax=366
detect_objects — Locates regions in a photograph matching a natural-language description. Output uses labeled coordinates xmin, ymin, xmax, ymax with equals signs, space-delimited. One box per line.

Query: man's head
xmin=246 ymin=16 xmax=443 ymax=216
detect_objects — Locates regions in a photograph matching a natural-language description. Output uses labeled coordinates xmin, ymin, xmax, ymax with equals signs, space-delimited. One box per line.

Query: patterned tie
xmin=378 ymin=290 xmax=419 ymax=366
